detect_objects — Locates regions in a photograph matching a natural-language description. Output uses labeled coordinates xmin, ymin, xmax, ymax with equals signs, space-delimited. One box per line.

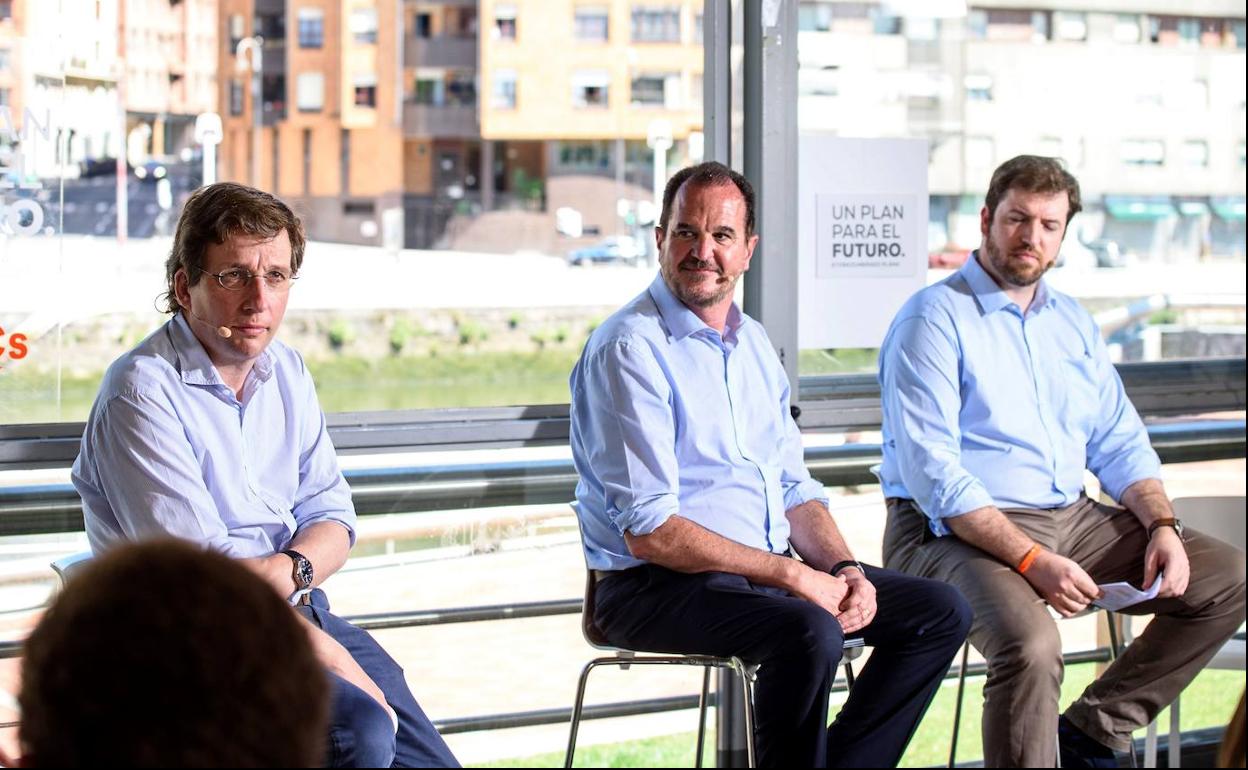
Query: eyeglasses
xmin=195 ymin=267 xmax=298 ymax=292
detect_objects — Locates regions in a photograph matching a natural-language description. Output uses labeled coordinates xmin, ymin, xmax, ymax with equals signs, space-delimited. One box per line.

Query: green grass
xmin=474 ymin=666 xmax=1243 ymax=768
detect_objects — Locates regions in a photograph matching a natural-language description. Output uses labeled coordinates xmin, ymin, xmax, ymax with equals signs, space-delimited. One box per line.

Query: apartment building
xmin=796 ymin=0 xmax=1247 ymax=261
xmin=219 ymin=0 xmax=405 ymax=245
xmin=1 ymin=0 xmax=121 ymax=178
xmin=215 ymin=0 xmax=703 ymax=249
xmin=122 ymin=0 xmax=219 ymax=160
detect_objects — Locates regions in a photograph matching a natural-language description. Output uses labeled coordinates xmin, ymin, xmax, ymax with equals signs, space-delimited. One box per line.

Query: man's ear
xmin=173 ymin=268 xmax=191 ymax=310
xmin=743 ymin=233 xmax=759 ymax=272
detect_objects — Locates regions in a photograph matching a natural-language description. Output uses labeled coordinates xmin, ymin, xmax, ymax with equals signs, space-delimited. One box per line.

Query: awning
xmin=1103 ymin=196 xmax=1176 ymax=221
xmin=1211 ymin=196 xmax=1246 ymax=221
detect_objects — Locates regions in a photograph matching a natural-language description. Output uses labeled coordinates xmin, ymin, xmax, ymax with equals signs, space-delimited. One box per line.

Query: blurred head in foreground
xmin=19 ymin=539 xmax=328 ymax=767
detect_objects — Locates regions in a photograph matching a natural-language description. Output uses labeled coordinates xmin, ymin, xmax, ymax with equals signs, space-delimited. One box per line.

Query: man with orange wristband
xmin=877 ymin=155 xmax=1245 ymax=768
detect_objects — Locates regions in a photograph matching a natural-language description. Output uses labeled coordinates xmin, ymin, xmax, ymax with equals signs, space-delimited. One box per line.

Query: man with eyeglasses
xmin=71 ymin=183 xmax=460 ymax=769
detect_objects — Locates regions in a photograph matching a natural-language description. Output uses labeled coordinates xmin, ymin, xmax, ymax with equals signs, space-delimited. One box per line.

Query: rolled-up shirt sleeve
xmin=777 ymin=368 xmax=829 ymax=511
xmin=291 ymin=355 xmax=357 ymax=544
xmin=83 ymin=391 xmax=243 ymax=555
xmin=882 ymin=316 xmax=996 ymax=535
xmin=1084 ymin=330 xmax=1162 ymax=501
xmin=578 ymin=339 xmax=680 ymax=536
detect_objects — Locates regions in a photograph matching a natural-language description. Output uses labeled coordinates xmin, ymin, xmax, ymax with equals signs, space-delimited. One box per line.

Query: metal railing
xmin=0 ymin=358 xmax=1243 ymax=746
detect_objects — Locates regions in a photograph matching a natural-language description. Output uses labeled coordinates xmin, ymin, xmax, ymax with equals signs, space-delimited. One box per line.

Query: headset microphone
xmin=188 ymin=310 xmax=232 ymax=338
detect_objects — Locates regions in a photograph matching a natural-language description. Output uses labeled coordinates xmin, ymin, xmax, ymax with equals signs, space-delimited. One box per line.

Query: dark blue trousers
xmin=299 ymin=589 xmax=460 ymax=768
xmin=594 ymin=563 xmax=971 ymax=768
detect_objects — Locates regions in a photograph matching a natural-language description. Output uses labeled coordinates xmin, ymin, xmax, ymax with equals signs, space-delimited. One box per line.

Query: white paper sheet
xmin=1094 ymin=572 xmax=1163 ymax=611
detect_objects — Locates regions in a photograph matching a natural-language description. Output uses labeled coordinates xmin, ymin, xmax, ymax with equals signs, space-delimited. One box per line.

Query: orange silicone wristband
xmin=1017 ymin=544 xmax=1042 ymax=574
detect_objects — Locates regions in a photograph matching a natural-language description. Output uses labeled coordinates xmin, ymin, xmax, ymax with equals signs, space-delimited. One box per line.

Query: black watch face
xmin=295 ymin=558 xmax=314 ymax=588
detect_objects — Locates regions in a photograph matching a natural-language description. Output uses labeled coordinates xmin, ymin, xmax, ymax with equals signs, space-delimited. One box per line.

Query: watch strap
xmin=1147 ymin=517 xmax=1179 ymax=538
xmin=830 ymin=559 xmax=864 ymax=577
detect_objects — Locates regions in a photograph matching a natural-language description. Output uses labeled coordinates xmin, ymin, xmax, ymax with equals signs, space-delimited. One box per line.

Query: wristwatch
xmin=830 ymin=560 xmax=864 ymax=577
xmin=282 ymin=549 xmax=314 ymax=592
xmin=1147 ymin=517 xmax=1185 ymax=541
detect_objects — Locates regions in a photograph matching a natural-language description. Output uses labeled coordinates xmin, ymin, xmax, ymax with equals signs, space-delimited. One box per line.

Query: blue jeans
xmin=298 ymin=590 xmax=460 ymax=768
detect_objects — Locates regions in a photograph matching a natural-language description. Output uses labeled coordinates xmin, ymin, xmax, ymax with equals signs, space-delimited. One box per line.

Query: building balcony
xmin=403 ymin=102 xmax=479 ymax=138
xmin=405 ymin=36 xmax=477 ymax=69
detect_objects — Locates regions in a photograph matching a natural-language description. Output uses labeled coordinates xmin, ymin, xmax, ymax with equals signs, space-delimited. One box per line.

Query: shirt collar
xmin=961 ymin=251 xmax=1056 ymax=316
xmin=647 ymin=273 xmax=745 ymax=343
xmin=169 ymin=312 xmax=274 ymax=387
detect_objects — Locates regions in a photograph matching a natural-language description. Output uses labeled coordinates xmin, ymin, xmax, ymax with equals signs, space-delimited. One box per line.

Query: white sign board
xmin=799 ymin=137 xmax=928 ymax=349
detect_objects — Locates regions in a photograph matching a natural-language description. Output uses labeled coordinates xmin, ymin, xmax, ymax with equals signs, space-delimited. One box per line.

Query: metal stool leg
xmin=949 ymin=640 xmax=971 ymax=767
xmin=738 ymin=661 xmax=757 ymax=768
xmin=565 ymin=660 xmax=599 ymax=768
xmin=843 ymin=659 xmax=856 ymax=689
xmin=695 ymin=665 xmax=712 ymax=768
xmin=1104 ymin=613 xmax=1139 ymax=769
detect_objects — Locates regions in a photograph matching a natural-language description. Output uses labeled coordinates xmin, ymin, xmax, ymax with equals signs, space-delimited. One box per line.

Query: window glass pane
xmin=574 ymin=5 xmax=609 ymax=42
xmin=797 ymin=3 xmax=1247 ymax=377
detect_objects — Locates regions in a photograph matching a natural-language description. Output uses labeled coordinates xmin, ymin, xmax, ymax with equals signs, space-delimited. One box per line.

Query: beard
xmin=661 ymin=256 xmax=741 ymax=309
xmin=982 ymin=234 xmax=1054 ymax=288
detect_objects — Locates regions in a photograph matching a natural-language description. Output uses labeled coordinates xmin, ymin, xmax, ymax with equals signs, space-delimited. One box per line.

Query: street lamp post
xmin=234 ymin=36 xmax=263 ymax=189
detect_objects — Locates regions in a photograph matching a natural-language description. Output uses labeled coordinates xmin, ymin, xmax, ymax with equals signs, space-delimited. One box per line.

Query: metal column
xmin=742 ymin=0 xmax=800 ymax=396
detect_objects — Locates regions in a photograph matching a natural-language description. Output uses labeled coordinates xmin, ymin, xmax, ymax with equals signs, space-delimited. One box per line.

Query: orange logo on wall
xmin=0 ymin=325 xmax=29 ymax=370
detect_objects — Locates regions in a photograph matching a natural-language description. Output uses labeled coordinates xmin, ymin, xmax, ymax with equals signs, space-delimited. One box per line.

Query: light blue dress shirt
xmin=570 ymin=275 xmax=829 ymax=571
xmin=878 ymin=253 xmax=1161 ymax=536
xmin=72 ymin=313 xmax=356 ymax=557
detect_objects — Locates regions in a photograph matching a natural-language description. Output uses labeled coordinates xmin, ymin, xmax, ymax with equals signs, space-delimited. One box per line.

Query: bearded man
xmin=878 ymin=155 xmax=1245 ymax=767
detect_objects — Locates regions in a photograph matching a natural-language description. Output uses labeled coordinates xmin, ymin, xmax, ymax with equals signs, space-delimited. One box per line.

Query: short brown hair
xmin=161 ymin=182 xmax=306 ymax=313
xmin=985 ymin=155 xmax=1082 ymax=225
xmin=659 ymin=161 xmax=756 ymax=236
xmin=20 ymin=540 xmax=329 ymax=767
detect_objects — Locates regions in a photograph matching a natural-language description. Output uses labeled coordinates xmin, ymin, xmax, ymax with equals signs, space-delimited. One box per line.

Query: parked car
xmin=78 ymin=156 xmax=131 ymax=178
xmin=133 ymin=160 xmax=168 ymax=183
xmin=566 ymin=235 xmax=645 ymax=266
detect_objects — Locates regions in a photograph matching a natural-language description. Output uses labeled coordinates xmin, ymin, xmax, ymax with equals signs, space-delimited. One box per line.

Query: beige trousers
xmin=883 ymin=496 xmax=1246 ymax=768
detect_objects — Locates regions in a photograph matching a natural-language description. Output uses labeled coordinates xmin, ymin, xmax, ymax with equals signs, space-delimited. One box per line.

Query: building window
xmin=256 ymin=10 xmax=286 ymax=41
xmin=630 ymin=73 xmax=680 ymax=108
xmin=229 ymin=79 xmax=244 ymax=116
xmin=447 ymin=70 xmax=476 ymax=105
xmin=229 ymin=13 xmax=245 ymax=50
xmin=1182 ymin=140 xmax=1209 ymax=168
xmin=1113 ymin=14 xmax=1142 ymax=44
xmin=353 ymin=74 xmax=378 ymax=107
xmin=572 ymin=70 xmax=610 ymax=108
xmin=351 ymin=8 xmax=379 ymax=44
xmin=413 ymin=76 xmax=440 ymax=105
xmin=1120 ymin=139 xmax=1165 ymax=167
xmin=964 ymin=74 xmax=993 ymax=102
xmin=574 ymin=5 xmax=609 ymax=42
xmin=1231 ymin=20 xmax=1246 ymax=49
xmin=0 ymin=88 xmax=9 ymax=107
xmin=556 ymin=140 xmax=611 ymax=170
xmin=631 ymin=7 xmax=680 ymax=42
xmin=494 ymin=4 xmax=517 ymax=40
xmin=298 ymin=8 xmax=324 ymax=48
xmin=0 ymin=48 xmax=9 ymax=70
xmin=0 ymin=1 xmax=11 ymax=20
xmin=414 ymin=12 xmax=432 ymax=38
xmin=492 ymin=69 xmax=517 ymax=109
xmin=1176 ymin=18 xmax=1201 ymax=47
xmin=296 ymin=72 xmax=324 ymax=112
xmin=1053 ymin=11 xmax=1087 ymax=41
xmin=262 ymin=73 xmax=286 ymax=118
